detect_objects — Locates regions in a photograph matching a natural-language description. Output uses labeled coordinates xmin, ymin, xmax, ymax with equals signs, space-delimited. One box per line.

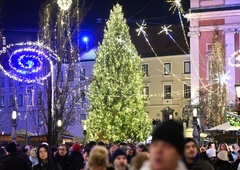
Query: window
xmin=37 ymin=92 xmax=42 ymax=105
xmin=0 ymin=96 xmax=4 ymax=108
xmin=80 ymin=114 xmax=86 ymax=122
xmin=18 ymin=94 xmax=23 ymax=106
xmin=164 ymin=63 xmax=171 ymax=75
xmin=68 ymin=70 xmax=74 ymax=81
xmin=81 ymin=91 xmax=86 ymax=102
xmin=9 ymin=78 xmax=13 ymax=87
xmin=0 ymin=77 xmax=4 ymax=87
xmin=184 ymin=61 xmax=190 ymax=74
xmin=80 ymin=69 xmax=86 ymax=80
xmin=143 ymin=86 xmax=149 ymax=97
xmin=184 ymin=84 xmax=191 ymax=98
xmin=164 ymin=85 xmax=171 ymax=99
xmin=142 ymin=64 xmax=148 ymax=76
xmin=9 ymin=95 xmax=14 ymax=107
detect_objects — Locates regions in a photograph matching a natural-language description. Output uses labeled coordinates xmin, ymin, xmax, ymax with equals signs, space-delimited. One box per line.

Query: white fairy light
xmin=57 ymin=0 xmax=72 ymax=11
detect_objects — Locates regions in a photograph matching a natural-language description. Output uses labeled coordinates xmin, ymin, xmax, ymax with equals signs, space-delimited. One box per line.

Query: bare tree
xmin=37 ymin=0 xmax=89 ymax=145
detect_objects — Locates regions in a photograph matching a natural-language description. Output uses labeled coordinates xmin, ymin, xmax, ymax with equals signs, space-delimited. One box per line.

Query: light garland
xmin=228 ymin=50 xmax=240 ymax=67
xmin=0 ymin=41 xmax=59 ymax=84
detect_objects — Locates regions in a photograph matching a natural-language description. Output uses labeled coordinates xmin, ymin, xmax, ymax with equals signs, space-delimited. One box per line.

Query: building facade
xmin=141 ymin=54 xmax=191 ymax=122
xmin=187 ymin=0 xmax=240 ymax=105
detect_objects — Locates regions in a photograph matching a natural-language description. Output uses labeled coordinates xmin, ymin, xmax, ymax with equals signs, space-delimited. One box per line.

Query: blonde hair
xmin=217 ymin=143 xmax=230 ymax=152
xmin=88 ymin=146 xmax=109 ymax=170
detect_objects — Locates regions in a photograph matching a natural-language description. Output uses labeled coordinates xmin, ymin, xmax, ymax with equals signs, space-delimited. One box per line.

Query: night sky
xmin=0 ymin=0 xmax=190 ymax=55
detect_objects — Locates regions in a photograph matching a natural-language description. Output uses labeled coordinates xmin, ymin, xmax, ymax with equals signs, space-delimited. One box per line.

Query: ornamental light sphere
xmin=57 ymin=0 xmax=72 ymax=11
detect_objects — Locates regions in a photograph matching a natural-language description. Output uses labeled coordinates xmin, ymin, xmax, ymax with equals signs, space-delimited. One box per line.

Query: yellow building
xmin=141 ymin=54 xmax=191 ymax=121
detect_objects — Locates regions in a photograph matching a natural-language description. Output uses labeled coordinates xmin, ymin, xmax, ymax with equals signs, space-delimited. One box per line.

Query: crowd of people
xmin=0 ymin=120 xmax=240 ymax=170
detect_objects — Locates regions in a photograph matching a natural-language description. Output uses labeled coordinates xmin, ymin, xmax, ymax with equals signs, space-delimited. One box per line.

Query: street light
xmin=235 ymin=81 xmax=240 ymax=115
xmin=83 ymin=36 xmax=89 ymax=51
xmin=11 ymin=111 xmax=17 ymax=143
xmin=192 ymin=108 xmax=200 ymax=146
xmin=169 ymin=115 xmax=173 ymax=120
xmin=83 ymin=124 xmax=87 ymax=145
xmin=57 ymin=120 xmax=62 ymax=144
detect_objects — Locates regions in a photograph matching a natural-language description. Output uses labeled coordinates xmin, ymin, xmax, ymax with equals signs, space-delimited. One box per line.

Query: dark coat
xmin=54 ymin=154 xmax=73 ymax=170
xmin=32 ymin=161 xmax=62 ymax=170
xmin=69 ymin=156 xmax=84 ymax=170
xmin=183 ymin=153 xmax=214 ymax=170
xmin=1 ymin=153 xmax=30 ymax=170
xmin=214 ymin=160 xmax=233 ymax=170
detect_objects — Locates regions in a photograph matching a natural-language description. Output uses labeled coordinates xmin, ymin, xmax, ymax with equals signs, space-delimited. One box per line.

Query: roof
xmin=79 ymin=24 xmax=189 ymax=61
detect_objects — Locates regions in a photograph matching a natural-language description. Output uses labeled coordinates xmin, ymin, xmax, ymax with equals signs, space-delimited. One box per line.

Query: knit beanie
xmin=112 ymin=149 xmax=127 ymax=162
xmin=71 ymin=143 xmax=81 ymax=152
xmin=152 ymin=120 xmax=184 ymax=155
xmin=6 ymin=142 xmax=17 ymax=153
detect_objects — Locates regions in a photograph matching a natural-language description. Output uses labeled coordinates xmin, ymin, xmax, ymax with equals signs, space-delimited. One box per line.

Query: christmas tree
xmin=86 ymin=4 xmax=151 ymax=142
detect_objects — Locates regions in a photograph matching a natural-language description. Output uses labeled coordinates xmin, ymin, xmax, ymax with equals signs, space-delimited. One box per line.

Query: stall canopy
xmin=207 ymin=122 xmax=240 ymax=131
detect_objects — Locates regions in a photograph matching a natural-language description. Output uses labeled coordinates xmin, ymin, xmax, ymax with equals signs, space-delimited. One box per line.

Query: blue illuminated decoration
xmin=83 ymin=36 xmax=89 ymax=42
xmin=0 ymin=42 xmax=59 ymax=84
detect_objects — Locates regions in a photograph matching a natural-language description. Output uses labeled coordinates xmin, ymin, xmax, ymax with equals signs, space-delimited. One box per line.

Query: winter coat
xmin=1 ymin=153 xmax=31 ymax=170
xmin=183 ymin=153 xmax=214 ymax=170
xmin=214 ymin=159 xmax=233 ymax=170
xmin=69 ymin=156 xmax=84 ymax=170
xmin=139 ymin=160 xmax=187 ymax=170
xmin=32 ymin=161 xmax=62 ymax=170
xmin=54 ymin=154 xmax=73 ymax=170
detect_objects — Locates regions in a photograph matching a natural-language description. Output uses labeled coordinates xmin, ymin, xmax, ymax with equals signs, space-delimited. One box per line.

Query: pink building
xmin=186 ymin=0 xmax=240 ymax=105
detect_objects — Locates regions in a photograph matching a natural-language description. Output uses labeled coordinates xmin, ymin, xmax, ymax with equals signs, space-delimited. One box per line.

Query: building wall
xmin=187 ymin=0 xmax=240 ymax=105
xmin=141 ymin=54 xmax=191 ymax=121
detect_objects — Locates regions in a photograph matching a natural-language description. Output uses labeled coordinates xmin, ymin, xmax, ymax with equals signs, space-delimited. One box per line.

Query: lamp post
xmin=234 ymin=81 xmax=240 ymax=115
xmin=57 ymin=120 xmax=62 ymax=145
xmin=83 ymin=124 xmax=87 ymax=145
xmin=192 ymin=108 xmax=200 ymax=146
xmin=11 ymin=111 xmax=17 ymax=143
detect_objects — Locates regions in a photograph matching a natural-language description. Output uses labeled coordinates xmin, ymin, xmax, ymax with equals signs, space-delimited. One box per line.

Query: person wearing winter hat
xmin=1 ymin=142 xmax=31 ymax=170
xmin=140 ymin=120 xmax=187 ymax=170
xmin=214 ymin=150 xmax=232 ymax=169
xmin=112 ymin=148 xmax=130 ymax=170
xmin=183 ymin=138 xmax=214 ymax=170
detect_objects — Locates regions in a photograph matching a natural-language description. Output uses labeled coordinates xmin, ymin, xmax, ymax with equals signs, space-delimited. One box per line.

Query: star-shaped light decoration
xmin=136 ymin=20 xmax=147 ymax=36
xmin=216 ymin=71 xmax=232 ymax=85
xmin=167 ymin=0 xmax=184 ymax=14
xmin=158 ymin=25 xmax=172 ymax=35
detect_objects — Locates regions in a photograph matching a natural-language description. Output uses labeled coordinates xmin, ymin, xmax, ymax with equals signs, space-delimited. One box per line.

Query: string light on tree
xmin=228 ymin=50 xmax=240 ymax=67
xmin=57 ymin=0 xmax=72 ymax=11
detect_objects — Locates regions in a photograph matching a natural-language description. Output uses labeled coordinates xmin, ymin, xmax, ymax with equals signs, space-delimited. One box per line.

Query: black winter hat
xmin=152 ymin=120 xmax=184 ymax=155
xmin=112 ymin=149 xmax=126 ymax=162
xmin=6 ymin=142 xmax=17 ymax=153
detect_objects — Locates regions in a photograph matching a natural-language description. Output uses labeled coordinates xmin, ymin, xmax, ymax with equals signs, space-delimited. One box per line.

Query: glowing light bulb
xmin=57 ymin=0 xmax=72 ymax=11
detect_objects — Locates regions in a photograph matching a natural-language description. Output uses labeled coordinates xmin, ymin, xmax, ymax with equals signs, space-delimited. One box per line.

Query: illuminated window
xmin=164 ymin=85 xmax=171 ymax=99
xmin=164 ymin=63 xmax=171 ymax=75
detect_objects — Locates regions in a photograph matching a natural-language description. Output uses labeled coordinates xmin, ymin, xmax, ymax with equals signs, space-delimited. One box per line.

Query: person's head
xmin=149 ymin=120 xmax=184 ymax=170
xmin=218 ymin=143 xmax=229 ymax=152
xmin=130 ymin=153 xmax=149 ymax=170
xmin=127 ymin=146 xmax=135 ymax=156
xmin=232 ymin=143 xmax=239 ymax=152
xmin=208 ymin=142 xmax=215 ymax=149
xmin=135 ymin=142 xmax=145 ymax=154
xmin=109 ymin=144 xmax=118 ymax=155
xmin=88 ymin=146 xmax=109 ymax=170
xmin=37 ymin=144 xmax=52 ymax=164
xmin=71 ymin=143 xmax=81 ymax=153
xmin=58 ymin=144 xmax=68 ymax=156
xmin=184 ymin=138 xmax=198 ymax=161
xmin=83 ymin=148 xmax=91 ymax=162
xmin=22 ymin=145 xmax=31 ymax=156
xmin=6 ymin=142 xmax=17 ymax=154
xmin=112 ymin=149 xmax=128 ymax=170
xmin=141 ymin=147 xmax=150 ymax=158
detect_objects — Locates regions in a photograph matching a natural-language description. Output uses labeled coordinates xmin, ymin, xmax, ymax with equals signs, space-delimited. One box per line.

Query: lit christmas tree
xmin=86 ymin=4 xmax=151 ymax=142
xmin=201 ymin=29 xmax=227 ymax=128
